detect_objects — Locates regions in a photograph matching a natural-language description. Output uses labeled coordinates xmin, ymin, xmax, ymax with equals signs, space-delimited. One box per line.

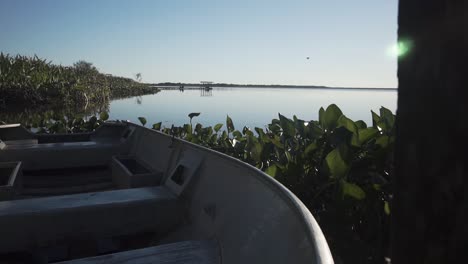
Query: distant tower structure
xmin=200 ymin=81 xmax=213 ymax=91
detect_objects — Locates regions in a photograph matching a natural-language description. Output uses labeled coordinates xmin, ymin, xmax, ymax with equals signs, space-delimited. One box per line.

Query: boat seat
xmin=56 ymin=240 xmax=220 ymax=264
xmin=0 ymin=141 xmax=122 ymax=169
xmin=0 ymin=187 xmax=184 ymax=254
xmin=2 ymin=139 xmax=39 ymax=146
xmin=2 ymin=140 xmax=113 ymax=150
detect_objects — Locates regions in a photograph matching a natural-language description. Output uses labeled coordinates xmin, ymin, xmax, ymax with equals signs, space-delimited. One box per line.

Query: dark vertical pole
xmin=393 ymin=0 xmax=468 ymax=263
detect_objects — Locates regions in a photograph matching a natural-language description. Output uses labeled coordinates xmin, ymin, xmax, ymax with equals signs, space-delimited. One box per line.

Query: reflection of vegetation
xmin=107 ymin=75 xmax=158 ymax=100
xmin=0 ymin=53 xmax=159 ymax=107
xmin=17 ymin=104 xmax=394 ymax=263
xmin=0 ymin=100 xmax=109 ymax=127
xmin=135 ymin=96 xmax=143 ymax=105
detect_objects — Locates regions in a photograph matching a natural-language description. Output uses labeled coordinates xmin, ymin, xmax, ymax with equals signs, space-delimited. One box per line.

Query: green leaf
xmin=330 ymin=126 xmax=353 ymax=146
xmin=210 ymin=134 xmax=218 ymax=143
xmin=376 ymin=135 xmax=390 ymax=148
xmin=380 ymin=107 xmax=394 ymax=122
xmin=325 ymin=148 xmax=350 ymax=178
xmin=203 ymin=126 xmax=213 ymax=137
xmin=188 ymin=112 xmax=200 ymax=119
xmin=214 ymin=123 xmax=223 ymax=132
xmin=341 ymin=180 xmax=366 ymax=200
xmin=226 ymin=115 xmax=234 ymax=133
xmin=138 ymin=117 xmax=147 ymax=126
xmin=250 ymin=141 xmax=263 ymax=162
xmin=268 ymin=123 xmax=282 ymax=134
xmin=384 ymin=201 xmax=391 ymax=215
xmin=337 ymin=115 xmax=357 ymax=133
xmin=323 ymin=104 xmax=343 ymax=131
xmin=379 ymin=107 xmax=395 ymax=131
xmin=279 ymin=113 xmax=295 ymax=136
xmin=319 ymin=107 xmax=325 ymax=128
xmin=232 ymin=130 xmax=242 ymax=139
xmin=271 ymin=136 xmax=284 ymax=149
xmin=358 ymin=128 xmax=379 ymax=145
xmin=183 ymin=124 xmax=192 ymax=135
xmin=265 ymin=164 xmax=278 ymax=178
xmin=304 ymin=143 xmax=317 ymax=155
xmin=89 ymin=116 xmax=97 ymax=126
xmin=293 ymin=116 xmax=306 ymax=135
xmin=221 ymin=130 xmax=228 ymax=140
xmin=355 ymin=120 xmax=367 ymax=129
xmin=371 ymin=110 xmax=380 ymax=128
xmin=152 ymin=122 xmax=162 ymax=130
xmin=195 ymin=123 xmax=203 ymax=133
xmin=99 ymin=112 xmax=109 ymax=121
xmin=284 ymin=151 xmax=293 ymax=163
xmin=73 ymin=118 xmax=84 ymax=127
xmin=255 ymin=127 xmax=266 ymax=138
xmin=307 ymin=121 xmax=324 ymax=139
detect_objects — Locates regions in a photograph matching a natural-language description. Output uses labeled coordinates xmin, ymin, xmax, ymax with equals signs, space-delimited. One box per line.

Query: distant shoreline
xmin=151 ymin=83 xmax=397 ymax=91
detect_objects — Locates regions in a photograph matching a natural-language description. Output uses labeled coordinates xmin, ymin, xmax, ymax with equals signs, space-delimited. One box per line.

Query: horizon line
xmin=150 ymin=82 xmax=398 ymax=90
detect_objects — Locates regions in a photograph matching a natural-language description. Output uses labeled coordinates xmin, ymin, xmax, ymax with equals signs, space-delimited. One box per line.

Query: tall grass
xmin=0 ymin=53 xmax=158 ymax=107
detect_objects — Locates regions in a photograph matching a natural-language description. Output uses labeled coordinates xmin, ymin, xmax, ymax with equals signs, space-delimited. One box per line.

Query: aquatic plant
xmin=158 ymin=106 xmax=394 ymax=263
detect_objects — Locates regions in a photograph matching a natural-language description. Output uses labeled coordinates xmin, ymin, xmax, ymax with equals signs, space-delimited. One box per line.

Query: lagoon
xmin=108 ymin=87 xmax=397 ymax=129
xmin=0 ymin=87 xmax=397 ymax=129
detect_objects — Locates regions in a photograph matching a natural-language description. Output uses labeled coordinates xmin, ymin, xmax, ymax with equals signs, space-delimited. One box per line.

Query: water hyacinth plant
xmin=160 ymin=106 xmax=394 ymax=262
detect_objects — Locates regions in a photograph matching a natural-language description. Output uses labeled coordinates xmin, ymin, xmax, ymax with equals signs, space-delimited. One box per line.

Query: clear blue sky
xmin=0 ymin=0 xmax=398 ymax=87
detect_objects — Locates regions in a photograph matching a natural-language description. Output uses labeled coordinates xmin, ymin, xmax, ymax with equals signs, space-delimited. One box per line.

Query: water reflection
xmin=0 ymin=102 xmax=110 ymax=126
xmin=136 ymin=96 xmax=143 ymax=105
xmin=108 ymin=87 xmax=398 ymax=129
xmin=200 ymin=89 xmax=213 ymax=97
xmin=1 ymin=87 xmax=397 ymax=129
xmin=161 ymin=87 xmax=214 ymax=97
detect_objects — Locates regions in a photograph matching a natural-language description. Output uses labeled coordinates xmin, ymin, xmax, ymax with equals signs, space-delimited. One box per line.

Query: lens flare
xmin=387 ymin=40 xmax=412 ymax=58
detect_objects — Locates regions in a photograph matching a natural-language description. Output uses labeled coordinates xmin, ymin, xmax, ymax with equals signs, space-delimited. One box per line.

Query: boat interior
xmin=0 ymin=122 xmax=332 ymax=264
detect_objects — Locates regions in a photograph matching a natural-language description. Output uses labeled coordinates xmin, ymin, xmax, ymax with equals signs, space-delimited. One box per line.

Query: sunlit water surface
xmin=109 ymin=87 xmax=397 ymax=129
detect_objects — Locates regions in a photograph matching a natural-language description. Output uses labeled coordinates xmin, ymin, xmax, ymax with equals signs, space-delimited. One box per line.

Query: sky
xmin=0 ymin=0 xmax=398 ymax=88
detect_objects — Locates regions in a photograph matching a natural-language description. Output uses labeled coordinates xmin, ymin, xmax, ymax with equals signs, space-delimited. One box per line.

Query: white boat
xmin=0 ymin=122 xmax=333 ymax=263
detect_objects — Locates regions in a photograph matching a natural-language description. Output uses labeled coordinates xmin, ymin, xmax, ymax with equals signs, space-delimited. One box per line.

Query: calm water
xmin=109 ymin=87 xmax=397 ymax=129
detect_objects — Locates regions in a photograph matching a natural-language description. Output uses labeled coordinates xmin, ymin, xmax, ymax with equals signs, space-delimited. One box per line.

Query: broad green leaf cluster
xmin=154 ymin=106 xmax=393 ymax=262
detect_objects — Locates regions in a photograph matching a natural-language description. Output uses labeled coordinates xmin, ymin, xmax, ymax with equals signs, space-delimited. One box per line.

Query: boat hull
xmin=0 ymin=122 xmax=333 ymax=263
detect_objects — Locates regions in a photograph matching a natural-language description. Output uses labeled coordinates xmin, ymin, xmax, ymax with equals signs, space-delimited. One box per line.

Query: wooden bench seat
xmin=56 ymin=240 xmax=220 ymax=264
xmin=0 ymin=187 xmax=184 ymax=253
